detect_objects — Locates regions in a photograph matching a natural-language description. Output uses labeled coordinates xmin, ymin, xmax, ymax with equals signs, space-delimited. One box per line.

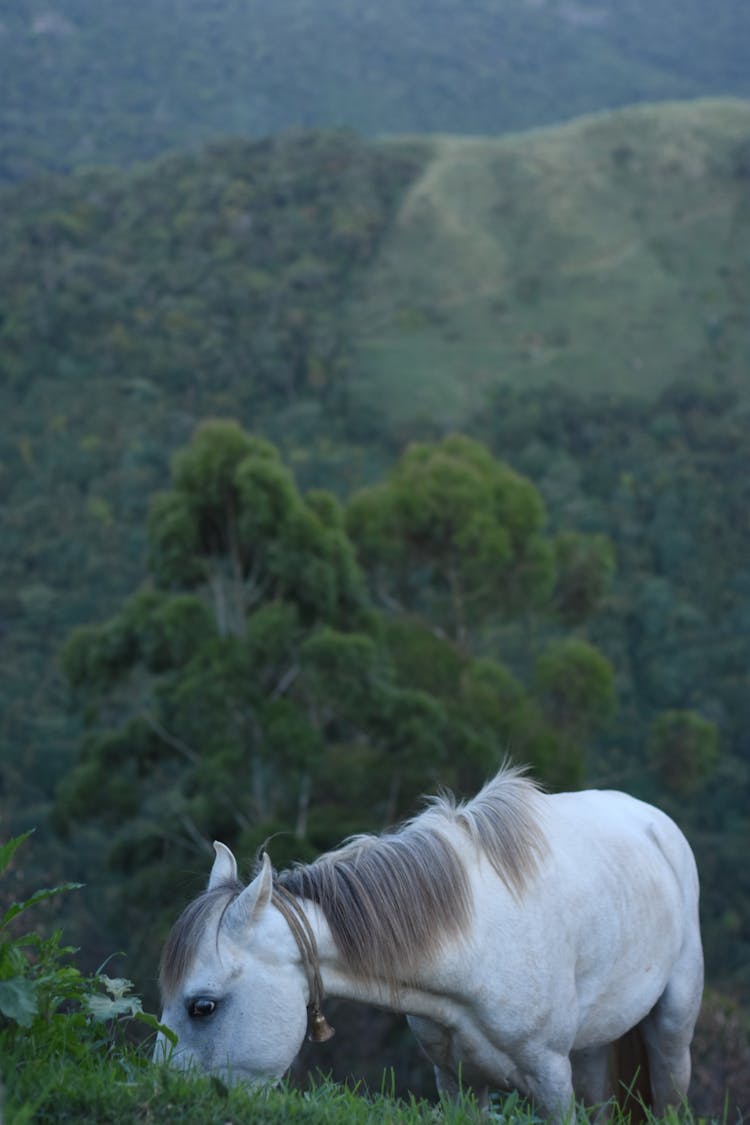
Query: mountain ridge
xmin=2 ymin=0 xmax=749 ymax=180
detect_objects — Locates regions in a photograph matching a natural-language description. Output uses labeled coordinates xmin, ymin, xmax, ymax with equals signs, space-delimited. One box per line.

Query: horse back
xmin=546 ymin=787 xmax=699 ymax=910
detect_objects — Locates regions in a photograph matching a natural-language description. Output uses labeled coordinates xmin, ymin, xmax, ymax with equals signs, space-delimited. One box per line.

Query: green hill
xmin=346 ymin=99 xmax=750 ymax=430
xmin=2 ymin=0 xmax=750 ymax=180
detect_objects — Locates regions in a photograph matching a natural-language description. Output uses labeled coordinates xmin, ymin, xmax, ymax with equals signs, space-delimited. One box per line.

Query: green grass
xmin=346 ymin=99 xmax=750 ymax=431
xmin=2 ymin=1049 xmax=733 ymax=1125
xmin=5 ymin=1055 xmax=473 ymax=1125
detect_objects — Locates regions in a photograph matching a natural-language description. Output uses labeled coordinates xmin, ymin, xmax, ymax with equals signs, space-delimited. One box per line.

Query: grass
xmin=345 ymin=98 xmax=750 ymax=431
xmin=4 ymin=1056 xmax=475 ymax=1125
xmin=3 ymin=1048 xmax=736 ymax=1125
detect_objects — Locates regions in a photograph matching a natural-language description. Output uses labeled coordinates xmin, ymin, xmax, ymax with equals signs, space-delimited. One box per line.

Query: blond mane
xmin=160 ymin=765 xmax=547 ymax=998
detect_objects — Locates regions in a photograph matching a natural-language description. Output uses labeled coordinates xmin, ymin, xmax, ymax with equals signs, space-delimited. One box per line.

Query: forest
xmin=0 ymin=21 xmax=749 ymax=1111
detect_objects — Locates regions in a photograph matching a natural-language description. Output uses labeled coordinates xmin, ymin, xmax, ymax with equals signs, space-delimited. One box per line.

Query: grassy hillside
xmin=346 ymin=99 xmax=750 ymax=431
xmin=2 ymin=0 xmax=750 ymax=180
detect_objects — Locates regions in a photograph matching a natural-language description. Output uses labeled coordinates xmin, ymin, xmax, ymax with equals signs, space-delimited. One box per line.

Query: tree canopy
xmin=57 ymin=425 xmax=620 ymax=944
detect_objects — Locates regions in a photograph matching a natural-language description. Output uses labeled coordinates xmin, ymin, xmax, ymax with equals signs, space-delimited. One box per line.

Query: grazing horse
xmin=155 ymin=767 xmax=703 ymax=1121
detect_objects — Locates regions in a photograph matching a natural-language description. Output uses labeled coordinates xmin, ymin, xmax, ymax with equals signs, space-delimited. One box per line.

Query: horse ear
xmin=208 ymin=841 xmax=238 ymax=889
xmin=224 ymin=852 xmax=274 ymax=931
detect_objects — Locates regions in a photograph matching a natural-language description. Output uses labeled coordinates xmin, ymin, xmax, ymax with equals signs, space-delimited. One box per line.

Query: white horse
xmin=155 ymin=766 xmax=703 ymax=1121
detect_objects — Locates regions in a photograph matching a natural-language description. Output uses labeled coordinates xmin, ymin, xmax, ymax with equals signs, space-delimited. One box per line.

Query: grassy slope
xmin=5 ymin=1050 xmax=484 ymax=1125
xmin=0 ymin=1054 xmax=728 ymax=1125
xmin=346 ymin=99 xmax=750 ymax=432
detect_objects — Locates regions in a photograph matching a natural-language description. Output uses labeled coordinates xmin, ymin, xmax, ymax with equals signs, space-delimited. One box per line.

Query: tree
xmin=531 ymin=638 xmax=617 ymax=786
xmin=649 ymin=710 xmax=720 ymax=796
xmin=56 ymin=424 xmax=615 ymax=967
xmin=58 ymin=421 xmax=383 ymax=921
xmin=552 ymin=532 xmax=615 ymax=625
xmin=346 ymin=434 xmax=555 ymax=645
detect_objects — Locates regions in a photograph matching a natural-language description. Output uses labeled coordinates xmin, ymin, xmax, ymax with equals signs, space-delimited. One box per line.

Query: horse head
xmin=154 ymin=844 xmax=309 ymax=1082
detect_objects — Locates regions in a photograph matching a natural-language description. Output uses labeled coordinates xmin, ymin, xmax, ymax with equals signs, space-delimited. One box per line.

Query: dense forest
xmin=2 ymin=0 xmax=750 ymax=181
xmin=1 ymin=63 xmax=749 ymax=1111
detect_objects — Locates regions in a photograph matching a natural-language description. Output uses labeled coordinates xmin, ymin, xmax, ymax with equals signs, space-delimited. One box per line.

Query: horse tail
xmin=611 ymin=1023 xmax=652 ymax=1122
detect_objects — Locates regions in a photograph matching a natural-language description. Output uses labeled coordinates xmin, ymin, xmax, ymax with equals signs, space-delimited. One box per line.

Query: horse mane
xmin=159 ymin=765 xmax=547 ymax=999
xmin=278 ymin=764 xmax=547 ymax=990
xmin=159 ymin=881 xmax=243 ymax=1001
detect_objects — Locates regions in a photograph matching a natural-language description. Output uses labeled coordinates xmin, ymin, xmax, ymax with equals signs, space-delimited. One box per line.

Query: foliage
xmin=476 ymin=380 xmax=746 ymax=993
xmin=347 ymin=435 xmax=555 ymax=643
xmin=0 ymin=130 xmax=425 ymax=405
xmin=649 ymin=711 xmax=720 ymax=797
xmin=0 ymin=128 xmax=424 ymax=857
xmin=55 ymin=425 xmax=614 ymax=974
xmin=552 ymin=534 xmax=616 ymax=626
xmin=57 ymin=423 xmax=380 ymax=898
xmin=1 ymin=110 xmax=747 ymax=831
xmin=531 ymin=639 xmax=616 ymax=786
xmin=0 ymin=831 xmax=170 ymax=1077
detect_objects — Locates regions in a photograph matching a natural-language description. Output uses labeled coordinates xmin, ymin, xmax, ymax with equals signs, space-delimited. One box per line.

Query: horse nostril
xmin=188 ymin=997 xmax=217 ymax=1018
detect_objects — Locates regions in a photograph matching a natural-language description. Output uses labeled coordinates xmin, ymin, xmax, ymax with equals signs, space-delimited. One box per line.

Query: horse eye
xmin=188 ymin=997 xmax=217 ymax=1019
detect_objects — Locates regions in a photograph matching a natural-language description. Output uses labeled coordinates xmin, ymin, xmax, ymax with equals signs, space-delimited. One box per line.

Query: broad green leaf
xmin=1 ymin=883 xmax=83 ymax=930
xmin=0 ymin=977 xmax=38 ymax=1026
xmin=85 ymin=993 xmax=143 ymax=1021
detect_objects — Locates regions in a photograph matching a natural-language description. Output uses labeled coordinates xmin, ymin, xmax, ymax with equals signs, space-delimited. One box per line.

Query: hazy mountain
xmin=2 ymin=0 xmax=749 ymax=180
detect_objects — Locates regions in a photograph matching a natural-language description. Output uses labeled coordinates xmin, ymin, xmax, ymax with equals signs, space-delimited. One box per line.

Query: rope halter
xmin=271 ymin=883 xmax=335 ymax=1043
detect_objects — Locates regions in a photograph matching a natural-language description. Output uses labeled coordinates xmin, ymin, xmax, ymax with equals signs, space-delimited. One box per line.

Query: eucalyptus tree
xmin=57 ymin=424 xmax=616 ymax=958
xmin=58 ymin=421 xmax=384 ymax=913
xmin=346 ymin=435 xmax=556 ymax=647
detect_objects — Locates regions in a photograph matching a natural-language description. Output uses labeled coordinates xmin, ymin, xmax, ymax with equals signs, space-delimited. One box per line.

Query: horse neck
xmin=301 ymin=900 xmax=453 ymax=1023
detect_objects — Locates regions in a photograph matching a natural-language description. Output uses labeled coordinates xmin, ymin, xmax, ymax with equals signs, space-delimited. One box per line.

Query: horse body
xmin=403 ymin=788 xmax=701 ymax=1112
xmin=155 ymin=769 xmax=703 ymax=1121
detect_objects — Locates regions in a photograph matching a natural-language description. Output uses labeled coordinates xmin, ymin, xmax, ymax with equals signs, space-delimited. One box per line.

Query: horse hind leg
xmin=639 ymin=938 xmax=704 ymax=1112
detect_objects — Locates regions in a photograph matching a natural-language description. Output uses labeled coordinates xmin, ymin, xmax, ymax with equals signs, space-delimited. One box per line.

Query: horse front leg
xmin=522 ymin=1051 xmax=576 ymax=1125
xmin=412 ymin=1015 xmax=575 ymax=1122
xmin=407 ymin=1015 xmax=489 ymax=1110
xmin=571 ymin=1044 xmax=611 ymax=1108
xmin=434 ymin=1065 xmax=489 ymax=1111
